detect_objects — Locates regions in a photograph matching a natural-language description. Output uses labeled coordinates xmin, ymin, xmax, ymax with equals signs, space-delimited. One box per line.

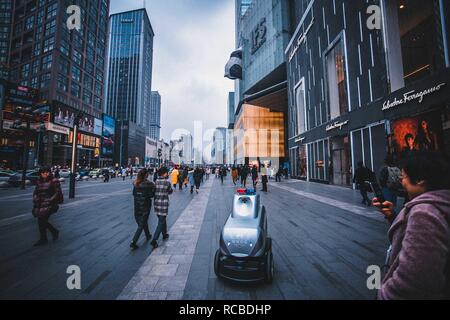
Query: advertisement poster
xmin=102 ymin=114 xmax=115 ymax=158
xmin=53 ymin=103 xmax=96 ymax=134
xmin=94 ymin=118 xmax=103 ymax=136
xmin=389 ymin=111 xmax=443 ymax=161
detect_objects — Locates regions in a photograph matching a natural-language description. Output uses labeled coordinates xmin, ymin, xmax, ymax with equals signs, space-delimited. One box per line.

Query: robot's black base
xmin=214 ymin=238 xmax=274 ymax=284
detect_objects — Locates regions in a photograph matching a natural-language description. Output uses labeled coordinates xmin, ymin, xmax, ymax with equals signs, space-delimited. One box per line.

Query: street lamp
xmin=69 ymin=112 xmax=84 ymax=199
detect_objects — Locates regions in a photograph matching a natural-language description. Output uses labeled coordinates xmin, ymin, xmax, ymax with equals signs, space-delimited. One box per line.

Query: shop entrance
xmin=330 ymin=136 xmax=351 ymax=187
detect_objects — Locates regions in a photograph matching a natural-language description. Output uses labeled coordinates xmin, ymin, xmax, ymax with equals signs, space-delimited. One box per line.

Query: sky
xmin=110 ymin=0 xmax=235 ymax=143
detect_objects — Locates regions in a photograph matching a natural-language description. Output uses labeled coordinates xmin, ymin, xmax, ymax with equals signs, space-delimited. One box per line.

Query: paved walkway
xmin=270 ymin=182 xmax=384 ymax=222
xmin=117 ymin=178 xmax=214 ymax=300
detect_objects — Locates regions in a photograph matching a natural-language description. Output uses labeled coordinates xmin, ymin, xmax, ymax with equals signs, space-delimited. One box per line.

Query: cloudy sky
xmin=110 ymin=0 xmax=235 ymax=142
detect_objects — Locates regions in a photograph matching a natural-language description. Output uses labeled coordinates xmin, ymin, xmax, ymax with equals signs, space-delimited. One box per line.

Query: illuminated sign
xmin=326 ymin=120 xmax=349 ymax=132
xmin=288 ymin=18 xmax=315 ymax=62
xmin=46 ymin=123 xmax=70 ymax=135
xmin=382 ymin=83 xmax=446 ymax=111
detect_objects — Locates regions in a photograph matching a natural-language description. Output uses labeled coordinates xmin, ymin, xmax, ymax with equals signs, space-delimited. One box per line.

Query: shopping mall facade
xmin=231 ymin=0 xmax=302 ymax=169
xmin=286 ymin=0 xmax=450 ymax=187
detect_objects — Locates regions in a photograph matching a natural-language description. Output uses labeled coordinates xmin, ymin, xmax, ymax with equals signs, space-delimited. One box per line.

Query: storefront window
xmin=298 ymin=145 xmax=307 ymax=179
xmin=325 ymin=39 xmax=348 ymax=120
xmin=388 ymin=111 xmax=445 ymax=164
xmin=329 ymin=136 xmax=351 ymax=187
xmin=307 ymin=139 xmax=329 ymax=183
xmin=383 ymin=0 xmax=445 ymax=90
xmin=295 ymin=79 xmax=306 ymax=134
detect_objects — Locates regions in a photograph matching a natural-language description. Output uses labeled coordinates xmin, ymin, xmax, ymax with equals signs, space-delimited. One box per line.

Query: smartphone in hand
xmin=367 ymin=181 xmax=385 ymax=204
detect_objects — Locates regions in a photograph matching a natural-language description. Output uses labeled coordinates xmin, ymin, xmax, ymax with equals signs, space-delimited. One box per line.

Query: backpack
xmin=386 ymin=166 xmax=402 ymax=189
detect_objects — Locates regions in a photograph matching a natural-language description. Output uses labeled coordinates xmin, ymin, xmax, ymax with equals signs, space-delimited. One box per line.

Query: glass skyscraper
xmin=149 ymin=91 xmax=161 ymax=140
xmin=0 ymin=0 xmax=12 ymax=80
xmin=104 ymin=9 xmax=154 ymax=134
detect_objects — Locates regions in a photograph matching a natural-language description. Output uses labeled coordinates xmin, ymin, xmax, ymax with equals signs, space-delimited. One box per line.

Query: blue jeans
xmin=153 ymin=215 xmax=167 ymax=242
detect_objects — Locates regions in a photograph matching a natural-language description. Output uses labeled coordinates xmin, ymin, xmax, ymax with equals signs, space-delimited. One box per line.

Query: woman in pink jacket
xmin=373 ymin=152 xmax=450 ymax=300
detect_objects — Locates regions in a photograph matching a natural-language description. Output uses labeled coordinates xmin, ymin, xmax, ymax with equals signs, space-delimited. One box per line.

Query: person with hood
xmin=170 ymin=166 xmax=179 ymax=190
xmin=32 ymin=167 xmax=64 ymax=246
xmin=130 ymin=169 xmax=156 ymax=250
xmin=373 ymin=152 xmax=450 ymax=300
xmin=151 ymin=167 xmax=173 ymax=249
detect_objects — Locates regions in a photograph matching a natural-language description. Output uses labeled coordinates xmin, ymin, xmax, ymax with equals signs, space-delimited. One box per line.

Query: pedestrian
xmin=188 ymin=167 xmax=195 ymax=194
xmin=32 ymin=167 xmax=64 ymax=247
xmin=183 ymin=167 xmax=189 ymax=189
xmin=372 ymin=152 xmax=450 ymax=299
xmin=378 ymin=156 xmax=402 ymax=210
xmin=153 ymin=168 xmax=158 ymax=183
xmin=231 ymin=166 xmax=238 ymax=185
xmin=103 ymin=168 xmax=110 ymax=183
xmin=215 ymin=167 xmax=219 ymax=179
xmin=240 ymin=165 xmax=248 ymax=187
xmin=206 ymin=167 xmax=211 ymax=180
xmin=194 ymin=167 xmax=202 ymax=194
xmin=130 ymin=169 xmax=156 ymax=250
xmin=201 ymin=167 xmax=205 ymax=183
xmin=251 ymin=165 xmax=258 ymax=189
xmin=130 ymin=167 xmax=134 ymax=180
xmin=276 ymin=167 xmax=283 ymax=182
xmin=178 ymin=167 xmax=186 ymax=191
xmin=353 ymin=161 xmax=373 ymax=206
xmin=171 ymin=166 xmax=179 ymax=190
xmin=151 ymin=167 xmax=173 ymax=249
xmin=261 ymin=164 xmax=268 ymax=192
xmin=219 ymin=166 xmax=225 ymax=184
xmin=122 ymin=167 xmax=127 ymax=181
xmin=53 ymin=168 xmax=60 ymax=179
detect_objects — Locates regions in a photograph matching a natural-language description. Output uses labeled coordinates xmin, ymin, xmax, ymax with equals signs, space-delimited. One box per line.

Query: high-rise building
xmin=7 ymin=0 xmax=109 ymax=118
xmin=149 ymin=91 xmax=161 ymax=140
xmin=0 ymin=0 xmax=12 ymax=80
xmin=1 ymin=0 xmax=110 ymax=167
xmin=105 ymin=9 xmax=154 ymax=131
xmin=229 ymin=0 xmax=296 ymax=167
xmin=105 ymin=8 xmax=154 ymax=166
xmin=211 ymin=127 xmax=227 ymax=165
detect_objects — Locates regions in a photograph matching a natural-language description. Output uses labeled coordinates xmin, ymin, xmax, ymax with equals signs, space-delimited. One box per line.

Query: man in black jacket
xmin=353 ymin=161 xmax=373 ymax=206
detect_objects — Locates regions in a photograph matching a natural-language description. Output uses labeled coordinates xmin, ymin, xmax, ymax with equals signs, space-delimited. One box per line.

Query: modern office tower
xmin=1 ymin=0 xmax=110 ymax=167
xmin=104 ymin=8 xmax=154 ymax=166
xmin=211 ymin=127 xmax=227 ymax=165
xmin=149 ymin=91 xmax=161 ymax=140
xmin=7 ymin=0 xmax=109 ymax=117
xmin=0 ymin=0 xmax=12 ymax=80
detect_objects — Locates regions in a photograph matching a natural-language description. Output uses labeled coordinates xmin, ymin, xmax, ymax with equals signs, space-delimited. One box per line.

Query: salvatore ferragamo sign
xmin=382 ymin=83 xmax=446 ymax=111
xmin=326 ymin=120 xmax=349 ymax=132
